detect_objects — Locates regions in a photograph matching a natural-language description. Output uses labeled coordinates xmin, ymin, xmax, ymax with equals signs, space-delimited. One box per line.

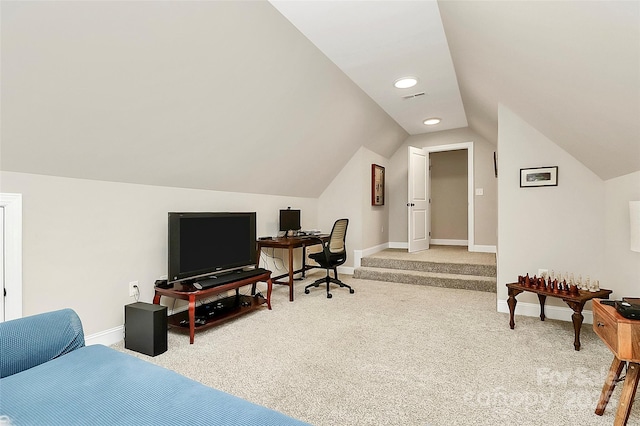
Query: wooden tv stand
xmin=153 ymin=270 xmax=272 ymax=344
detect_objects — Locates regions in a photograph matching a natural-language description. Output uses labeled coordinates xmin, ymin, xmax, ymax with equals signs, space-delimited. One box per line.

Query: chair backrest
xmin=328 ymin=218 xmax=348 ymax=254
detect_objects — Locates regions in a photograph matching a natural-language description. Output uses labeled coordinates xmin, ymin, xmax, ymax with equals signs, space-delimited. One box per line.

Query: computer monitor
xmin=279 ymin=209 xmax=301 ymax=232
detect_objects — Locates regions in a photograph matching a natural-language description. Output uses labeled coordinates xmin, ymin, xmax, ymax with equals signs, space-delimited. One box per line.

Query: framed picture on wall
xmin=520 ymin=166 xmax=558 ymax=187
xmin=372 ymin=164 xmax=385 ymax=206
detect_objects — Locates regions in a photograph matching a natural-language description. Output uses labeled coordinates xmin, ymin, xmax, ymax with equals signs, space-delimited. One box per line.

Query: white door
xmin=408 ymin=147 xmax=430 ymax=253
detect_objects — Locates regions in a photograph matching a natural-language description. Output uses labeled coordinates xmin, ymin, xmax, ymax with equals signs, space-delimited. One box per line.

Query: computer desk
xmin=256 ymin=235 xmax=329 ymax=302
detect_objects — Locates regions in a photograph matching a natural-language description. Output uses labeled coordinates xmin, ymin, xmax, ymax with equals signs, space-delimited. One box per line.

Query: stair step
xmin=361 ymin=256 xmax=496 ymax=277
xmin=353 ymin=266 xmax=496 ymax=293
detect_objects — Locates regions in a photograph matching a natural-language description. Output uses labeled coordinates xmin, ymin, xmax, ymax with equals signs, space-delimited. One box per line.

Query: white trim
xmin=86 ymin=325 xmax=124 ymax=346
xmin=1 ymin=193 xmax=22 ymax=321
xmin=389 ymin=241 xmax=408 ymax=249
xmin=431 ymin=239 xmax=468 ymax=246
xmin=424 ymin=142 xmax=474 ymax=250
xmin=470 ymin=245 xmax=497 ymax=253
xmin=353 ymin=243 xmax=389 ymax=268
xmin=497 ymin=299 xmax=594 ymax=325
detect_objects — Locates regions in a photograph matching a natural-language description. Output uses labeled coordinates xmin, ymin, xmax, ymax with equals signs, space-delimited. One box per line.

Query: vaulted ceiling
xmin=271 ymin=0 xmax=640 ymax=181
xmin=1 ymin=1 xmax=638 ymax=198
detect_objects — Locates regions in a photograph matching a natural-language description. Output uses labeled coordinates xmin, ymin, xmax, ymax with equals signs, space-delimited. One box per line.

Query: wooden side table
xmin=593 ymin=299 xmax=640 ymax=425
xmin=506 ymin=282 xmax=612 ymax=350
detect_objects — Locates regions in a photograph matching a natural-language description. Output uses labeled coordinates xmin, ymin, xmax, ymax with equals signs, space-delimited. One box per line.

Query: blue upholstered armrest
xmin=0 ymin=308 xmax=85 ymax=378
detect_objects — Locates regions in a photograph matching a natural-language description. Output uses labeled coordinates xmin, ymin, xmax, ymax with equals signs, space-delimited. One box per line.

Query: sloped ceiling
xmin=2 ymin=1 xmax=638 ymax=196
xmin=439 ymin=1 xmax=640 ymax=180
xmin=0 ymin=1 xmax=407 ymax=198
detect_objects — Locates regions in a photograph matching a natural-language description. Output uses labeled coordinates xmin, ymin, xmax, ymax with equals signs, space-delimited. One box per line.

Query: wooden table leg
xmin=188 ymin=295 xmax=196 ymax=344
xmin=507 ymin=288 xmax=522 ymax=329
xmin=266 ymin=277 xmax=273 ymax=310
xmin=596 ymin=356 xmax=626 ymax=415
xmin=565 ymin=301 xmax=585 ymax=351
xmin=537 ymin=294 xmax=547 ymax=321
xmin=288 ymin=246 xmax=294 ymax=302
xmin=615 ymin=362 xmax=640 ymax=426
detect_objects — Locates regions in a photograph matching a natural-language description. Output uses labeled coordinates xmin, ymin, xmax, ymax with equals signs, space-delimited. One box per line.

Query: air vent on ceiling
xmin=402 ymin=92 xmax=426 ymax=100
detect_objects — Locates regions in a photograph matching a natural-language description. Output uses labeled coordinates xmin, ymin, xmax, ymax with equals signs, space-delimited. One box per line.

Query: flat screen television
xmin=168 ymin=212 xmax=257 ymax=284
xmin=279 ymin=209 xmax=301 ymax=232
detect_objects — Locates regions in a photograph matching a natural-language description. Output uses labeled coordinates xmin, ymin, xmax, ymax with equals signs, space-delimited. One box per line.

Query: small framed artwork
xmin=371 ymin=164 xmax=385 ymax=206
xmin=520 ymin=166 xmax=558 ymax=187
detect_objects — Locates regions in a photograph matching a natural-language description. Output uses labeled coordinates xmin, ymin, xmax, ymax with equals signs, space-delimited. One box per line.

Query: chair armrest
xmin=0 ymin=309 xmax=85 ymax=378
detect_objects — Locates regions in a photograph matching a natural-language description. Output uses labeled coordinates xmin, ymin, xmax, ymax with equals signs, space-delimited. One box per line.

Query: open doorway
xmin=408 ymin=142 xmax=474 ymax=252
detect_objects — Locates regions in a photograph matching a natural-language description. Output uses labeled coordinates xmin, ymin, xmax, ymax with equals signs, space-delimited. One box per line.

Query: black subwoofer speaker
xmin=125 ymin=302 xmax=167 ymax=356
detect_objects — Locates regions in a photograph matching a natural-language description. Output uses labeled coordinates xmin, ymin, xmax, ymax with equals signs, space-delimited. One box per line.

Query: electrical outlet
xmin=538 ymin=269 xmax=548 ymax=279
xmin=129 ymin=281 xmax=139 ymax=297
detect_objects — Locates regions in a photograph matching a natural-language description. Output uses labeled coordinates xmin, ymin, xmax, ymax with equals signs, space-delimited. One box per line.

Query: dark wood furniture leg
xmin=615 ymin=362 xmax=639 ymax=426
xmin=188 ymin=295 xmax=196 ymax=345
xmin=596 ymin=356 xmax=626 ymax=416
xmin=287 ymin=245 xmax=294 ymax=302
xmin=565 ymin=300 xmax=586 ymax=351
xmin=537 ymin=294 xmax=547 ymax=321
xmin=507 ymin=288 xmax=522 ymax=329
xmin=266 ymin=277 xmax=273 ymax=310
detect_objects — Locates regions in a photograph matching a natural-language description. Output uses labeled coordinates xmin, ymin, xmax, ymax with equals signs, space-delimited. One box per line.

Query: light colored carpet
xmin=368 ymin=246 xmax=496 ymax=266
xmin=113 ymin=273 xmax=638 ymax=426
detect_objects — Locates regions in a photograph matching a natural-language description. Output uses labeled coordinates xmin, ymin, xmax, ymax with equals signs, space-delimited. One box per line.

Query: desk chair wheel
xmin=349 ymin=289 xmax=355 ymax=294
xmin=304 ymin=289 xmax=310 ymax=294
xmin=327 ymin=293 xmax=332 ymax=299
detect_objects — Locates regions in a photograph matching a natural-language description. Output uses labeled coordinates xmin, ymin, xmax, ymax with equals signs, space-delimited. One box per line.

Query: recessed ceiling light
xmin=423 ymin=118 xmax=441 ymax=126
xmin=394 ymin=77 xmax=418 ymax=89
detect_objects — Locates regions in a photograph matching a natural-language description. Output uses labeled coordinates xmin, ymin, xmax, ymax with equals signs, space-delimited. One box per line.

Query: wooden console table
xmin=256 ymin=235 xmax=328 ymax=302
xmin=506 ymin=282 xmax=612 ymax=351
xmin=153 ymin=270 xmax=272 ymax=344
xmin=593 ymin=299 xmax=640 ymax=425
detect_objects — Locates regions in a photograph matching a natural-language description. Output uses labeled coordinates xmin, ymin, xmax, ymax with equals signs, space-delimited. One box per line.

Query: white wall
xmin=318 ymin=146 xmax=389 ymax=267
xmin=1 ymin=171 xmax=317 ymax=336
xmin=604 ymin=171 xmax=640 ymax=298
xmin=497 ymin=105 xmax=605 ymax=315
xmin=388 ymin=127 xmax=497 ymax=247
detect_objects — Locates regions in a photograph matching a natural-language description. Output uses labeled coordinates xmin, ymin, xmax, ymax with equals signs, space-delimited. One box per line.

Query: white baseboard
xmin=497 ymin=299 xmax=594 ymax=325
xmin=389 ymin=242 xmax=408 ymax=249
xmin=470 ymin=245 xmax=497 ymax=253
xmin=353 ymin=243 xmax=389 ymax=268
xmin=431 ymin=239 xmax=468 ymax=246
xmin=86 ymin=325 xmax=123 ymax=347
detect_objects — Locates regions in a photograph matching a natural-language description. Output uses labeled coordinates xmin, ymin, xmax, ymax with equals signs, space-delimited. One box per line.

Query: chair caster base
xmin=349 ymin=289 xmax=355 ymax=294
xmin=304 ymin=289 xmax=310 ymax=294
xmin=327 ymin=293 xmax=332 ymax=299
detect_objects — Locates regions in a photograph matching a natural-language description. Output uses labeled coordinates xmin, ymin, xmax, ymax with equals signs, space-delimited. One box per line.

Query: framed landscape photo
xmin=520 ymin=166 xmax=558 ymax=188
xmin=371 ymin=164 xmax=385 ymax=205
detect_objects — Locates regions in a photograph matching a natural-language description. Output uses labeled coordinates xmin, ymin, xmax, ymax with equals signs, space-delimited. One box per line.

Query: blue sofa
xmin=0 ymin=309 xmax=308 ymax=425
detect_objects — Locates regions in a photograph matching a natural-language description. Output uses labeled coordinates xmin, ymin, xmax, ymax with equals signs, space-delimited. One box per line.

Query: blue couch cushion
xmin=0 ymin=344 xmax=308 ymax=425
xmin=0 ymin=308 xmax=85 ymax=378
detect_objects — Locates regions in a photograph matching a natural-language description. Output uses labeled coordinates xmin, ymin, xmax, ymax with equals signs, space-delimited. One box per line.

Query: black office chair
xmin=304 ymin=218 xmax=354 ymax=299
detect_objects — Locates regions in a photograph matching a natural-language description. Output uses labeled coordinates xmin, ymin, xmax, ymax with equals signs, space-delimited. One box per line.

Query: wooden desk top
xmin=256 ymin=235 xmax=329 ymax=248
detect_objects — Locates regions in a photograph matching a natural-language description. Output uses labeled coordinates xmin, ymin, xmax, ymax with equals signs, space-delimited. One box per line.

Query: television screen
xmin=279 ymin=209 xmax=301 ymax=231
xmin=168 ymin=212 xmax=257 ymax=283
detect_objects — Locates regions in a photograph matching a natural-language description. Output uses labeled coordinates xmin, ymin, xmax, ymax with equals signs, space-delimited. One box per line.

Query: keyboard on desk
xmin=193 ymin=268 xmax=268 ymax=290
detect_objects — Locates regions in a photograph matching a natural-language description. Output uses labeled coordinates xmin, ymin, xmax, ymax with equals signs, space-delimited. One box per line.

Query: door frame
xmin=1 ymin=193 xmax=23 ymax=321
xmin=424 ymin=142 xmax=474 ymax=250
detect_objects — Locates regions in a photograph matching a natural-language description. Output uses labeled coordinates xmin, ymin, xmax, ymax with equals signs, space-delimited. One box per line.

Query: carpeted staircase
xmin=353 ymin=247 xmax=497 ymax=293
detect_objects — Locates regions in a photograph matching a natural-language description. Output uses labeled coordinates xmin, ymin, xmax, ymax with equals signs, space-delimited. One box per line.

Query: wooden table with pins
xmin=506 ymin=275 xmax=612 ymax=351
